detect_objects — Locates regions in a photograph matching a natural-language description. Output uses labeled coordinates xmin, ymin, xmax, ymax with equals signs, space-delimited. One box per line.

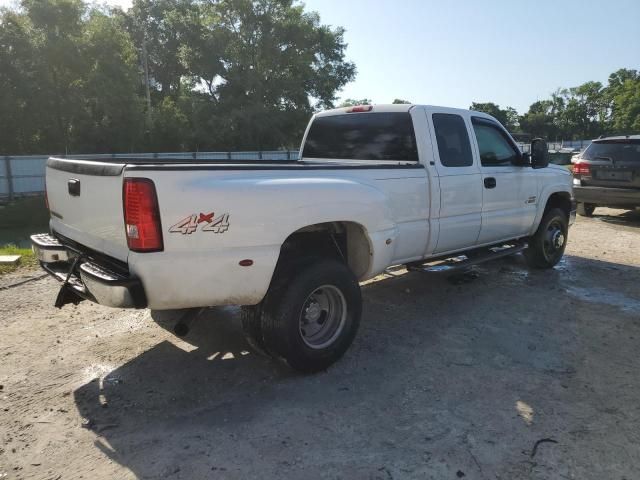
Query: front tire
xmin=577 ymin=202 xmax=595 ymax=217
xmin=260 ymin=259 xmax=362 ymax=373
xmin=525 ymin=208 xmax=569 ymax=269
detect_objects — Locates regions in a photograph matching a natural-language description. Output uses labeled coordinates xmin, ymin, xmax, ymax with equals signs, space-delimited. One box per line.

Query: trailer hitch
xmin=54 ymin=254 xmax=86 ymax=309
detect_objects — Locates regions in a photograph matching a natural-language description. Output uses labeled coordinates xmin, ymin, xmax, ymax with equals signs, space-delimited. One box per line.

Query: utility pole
xmin=142 ymin=31 xmax=152 ymax=126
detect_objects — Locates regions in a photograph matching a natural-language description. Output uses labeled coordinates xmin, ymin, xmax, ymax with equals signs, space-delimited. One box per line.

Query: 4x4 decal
xmin=169 ymin=212 xmax=230 ymax=234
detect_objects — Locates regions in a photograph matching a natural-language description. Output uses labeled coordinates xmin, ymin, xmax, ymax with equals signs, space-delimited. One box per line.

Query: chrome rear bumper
xmin=31 ymin=233 xmax=146 ymax=309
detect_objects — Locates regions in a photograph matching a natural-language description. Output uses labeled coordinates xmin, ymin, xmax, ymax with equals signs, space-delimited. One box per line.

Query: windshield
xmin=302 ymin=112 xmax=419 ymax=161
xmin=582 ymin=140 xmax=640 ymax=162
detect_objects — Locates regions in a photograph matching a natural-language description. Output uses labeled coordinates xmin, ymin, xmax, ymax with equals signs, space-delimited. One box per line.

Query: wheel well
xmin=276 ymin=222 xmax=372 ymax=279
xmin=544 ymin=192 xmax=572 ymax=218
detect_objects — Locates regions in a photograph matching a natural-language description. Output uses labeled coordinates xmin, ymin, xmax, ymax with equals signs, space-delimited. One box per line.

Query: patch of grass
xmin=0 ymin=244 xmax=38 ymax=275
xmin=0 ymin=196 xmax=50 ymax=248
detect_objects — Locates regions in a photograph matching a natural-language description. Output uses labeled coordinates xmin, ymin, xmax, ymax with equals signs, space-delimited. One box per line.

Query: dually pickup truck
xmin=32 ymin=104 xmax=575 ymax=372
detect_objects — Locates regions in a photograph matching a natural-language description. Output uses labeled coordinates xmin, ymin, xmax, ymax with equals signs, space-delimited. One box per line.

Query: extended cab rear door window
xmin=432 ymin=113 xmax=473 ymax=167
xmin=302 ymin=112 xmax=418 ymax=161
xmin=471 ymin=117 xmax=520 ymax=167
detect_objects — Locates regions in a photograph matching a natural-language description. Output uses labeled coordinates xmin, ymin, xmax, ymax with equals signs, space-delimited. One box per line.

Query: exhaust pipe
xmin=173 ymin=308 xmax=203 ymax=337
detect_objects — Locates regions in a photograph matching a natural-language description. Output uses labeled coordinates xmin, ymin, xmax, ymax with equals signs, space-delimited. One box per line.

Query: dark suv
xmin=572 ymin=135 xmax=640 ymax=216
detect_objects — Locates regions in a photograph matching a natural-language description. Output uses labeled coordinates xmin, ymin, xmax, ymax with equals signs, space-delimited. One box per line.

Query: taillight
xmin=44 ymin=179 xmax=49 ymax=210
xmin=123 ymin=178 xmax=163 ymax=252
xmin=346 ymin=105 xmax=373 ymax=113
xmin=573 ymin=162 xmax=590 ymax=176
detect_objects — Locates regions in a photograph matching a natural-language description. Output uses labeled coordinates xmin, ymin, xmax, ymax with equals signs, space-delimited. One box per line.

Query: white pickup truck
xmin=32 ymin=104 xmax=575 ymax=372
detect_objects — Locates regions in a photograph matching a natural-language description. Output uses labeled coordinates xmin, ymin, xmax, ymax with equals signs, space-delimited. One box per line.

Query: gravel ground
xmin=1 ymin=208 xmax=639 ymax=480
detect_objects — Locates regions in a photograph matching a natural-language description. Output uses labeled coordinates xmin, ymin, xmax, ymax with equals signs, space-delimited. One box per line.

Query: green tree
xmin=607 ymin=69 xmax=640 ymax=134
xmin=0 ymin=7 xmax=38 ymax=154
xmin=392 ymin=98 xmax=411 ymax=104
xmin=519 ymin=100 xmax=558 ymax=139
xmin=72 ymin=10 xmax=144 ymax=152
xmin=469 ymin=102 xmax=518 ymax=131
xmin=125 ymin=0 xmax=356 ymax=150
xmin=208 ymin=0 xmax=355 ymax=149
xmin=0 ymin=0 xmax=144 ymax=154
xmin=125 ymin=0 xmax=205 ymax=99
xmin=339 ymin=98 xmax=372 ymax=107
xmin=0 ymin=0 xmax=356 ymax=154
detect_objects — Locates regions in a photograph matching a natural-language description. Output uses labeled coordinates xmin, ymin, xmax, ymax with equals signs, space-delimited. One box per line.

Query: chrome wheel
xmin=543 ymin=220 xmax=565 ymax=261
xmin=299 ymin=285 xmax=347 ymax=349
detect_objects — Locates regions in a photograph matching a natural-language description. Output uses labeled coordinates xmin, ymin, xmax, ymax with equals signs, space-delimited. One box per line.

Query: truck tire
xmin=261 ymin=259 xmax=362 ymax=373
xmin=576 ymin=202 xmax=595 ymax=217
xmin=240 ymin=305 xmax=273 ymax=358
xmin=524 ymin=208 xmax=568 ymax=269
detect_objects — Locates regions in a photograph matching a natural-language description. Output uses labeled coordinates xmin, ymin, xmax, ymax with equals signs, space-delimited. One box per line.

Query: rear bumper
xmin=574 ymin=186 xmax=640 ymax=207
xmin=31 ymin=233 xmax=146 ymax=309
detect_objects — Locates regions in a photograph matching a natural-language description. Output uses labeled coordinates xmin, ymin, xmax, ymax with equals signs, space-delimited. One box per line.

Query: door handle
xmin=484 ymin=177 xmax=496 ymax=189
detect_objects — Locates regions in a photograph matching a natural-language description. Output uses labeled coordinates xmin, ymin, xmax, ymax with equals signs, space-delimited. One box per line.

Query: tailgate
xmin=46 ymin=158 xmax=129 ymax=262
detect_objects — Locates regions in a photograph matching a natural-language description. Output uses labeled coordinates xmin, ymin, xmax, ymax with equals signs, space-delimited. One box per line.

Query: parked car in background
xmin=572 ymin=135 xmax=640 ymax=216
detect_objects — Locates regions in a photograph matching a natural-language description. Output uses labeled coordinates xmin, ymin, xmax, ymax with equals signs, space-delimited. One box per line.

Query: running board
xmin=406 ymin=242 xmax=528 ymax=274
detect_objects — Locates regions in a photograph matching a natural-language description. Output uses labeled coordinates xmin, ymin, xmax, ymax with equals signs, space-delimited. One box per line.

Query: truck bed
xmin=48 ymin=157 xmax=419 ymax=174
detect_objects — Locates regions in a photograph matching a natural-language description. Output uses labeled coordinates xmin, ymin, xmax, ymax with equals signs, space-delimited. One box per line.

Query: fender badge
xmin=169 ymin=212 xmax=230 ymax=234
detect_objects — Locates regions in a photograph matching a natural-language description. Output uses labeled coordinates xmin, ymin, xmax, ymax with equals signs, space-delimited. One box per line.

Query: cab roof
xmin=315 ymin=104 xmax=498 ymax=122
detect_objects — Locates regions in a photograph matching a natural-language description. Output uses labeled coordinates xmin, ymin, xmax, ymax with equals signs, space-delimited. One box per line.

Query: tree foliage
xmin=1 ymin=0 xmax=637 ymax=154
xmin=0 ymin=0 xmax=355 ymax=154
xmin=470 ymin=102 xmax=519 ymax=131
xmin=477 ymin=69 xmax=640 ymax=140
xmin=339 ymin=98 xmax=372 ymax=107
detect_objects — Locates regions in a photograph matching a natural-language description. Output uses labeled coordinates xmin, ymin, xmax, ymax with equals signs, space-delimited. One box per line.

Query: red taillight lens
xmin=123 ymin=178 xmax=163 ymax=252
xmin=346 ymin=105 xmax=373 ymax=113
xmin=573 ymin=162 xmax=590 ymax=176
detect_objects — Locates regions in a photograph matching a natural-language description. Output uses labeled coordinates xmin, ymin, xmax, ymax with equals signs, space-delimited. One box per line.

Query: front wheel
xmin=259 ymin=259 xmax=362 ymax=373
xmin=524 ymin=208 xmax=569 ymax=269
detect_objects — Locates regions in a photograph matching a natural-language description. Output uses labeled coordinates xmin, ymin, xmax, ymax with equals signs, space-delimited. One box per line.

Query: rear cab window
xmin=302 ymin=112 xmax=419 ymax=161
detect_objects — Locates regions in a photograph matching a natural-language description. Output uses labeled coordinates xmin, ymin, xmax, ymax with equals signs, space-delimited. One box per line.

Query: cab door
xmin=469 ymin=116 xmax=538 ymax=244
xmin=428 ymin=110 xmax=482 ymax=254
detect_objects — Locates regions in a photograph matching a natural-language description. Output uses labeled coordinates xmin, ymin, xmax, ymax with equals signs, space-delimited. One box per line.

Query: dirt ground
xmin=1 ymin=208 xmax=640 ymax=480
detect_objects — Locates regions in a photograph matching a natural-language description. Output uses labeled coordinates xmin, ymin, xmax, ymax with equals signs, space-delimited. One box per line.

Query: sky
xmin=2 ymin=0 xmax=638 ymax=113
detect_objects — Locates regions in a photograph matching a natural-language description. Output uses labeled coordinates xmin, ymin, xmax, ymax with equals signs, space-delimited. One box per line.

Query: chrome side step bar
xmin=406 ymin=242 xmax=528 ymax=274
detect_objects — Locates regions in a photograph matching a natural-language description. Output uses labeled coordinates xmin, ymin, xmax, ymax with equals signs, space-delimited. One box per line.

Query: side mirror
xmin=530 ymin=138 xmax=549 ymax=169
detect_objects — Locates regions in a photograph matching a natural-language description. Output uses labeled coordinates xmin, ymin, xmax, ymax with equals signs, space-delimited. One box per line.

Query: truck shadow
xmin=72 ymin=253 xmax=640 ymax=479
xmin=592 ymin=208 xmax=640 ymax=229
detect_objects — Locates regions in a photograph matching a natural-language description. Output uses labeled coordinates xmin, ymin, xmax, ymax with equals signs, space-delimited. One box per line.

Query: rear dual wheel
xmin=242 ymin=259 xmax=361 ymax=373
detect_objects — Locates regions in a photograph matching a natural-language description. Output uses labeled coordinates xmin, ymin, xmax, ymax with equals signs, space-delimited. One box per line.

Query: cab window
xmin=303 ymin=112 xmax=418 ymax=161
xmin=472 ymin=118 xmax=520 ymax=167
xmin=432 ymin=113 xmax=473 ymax=167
